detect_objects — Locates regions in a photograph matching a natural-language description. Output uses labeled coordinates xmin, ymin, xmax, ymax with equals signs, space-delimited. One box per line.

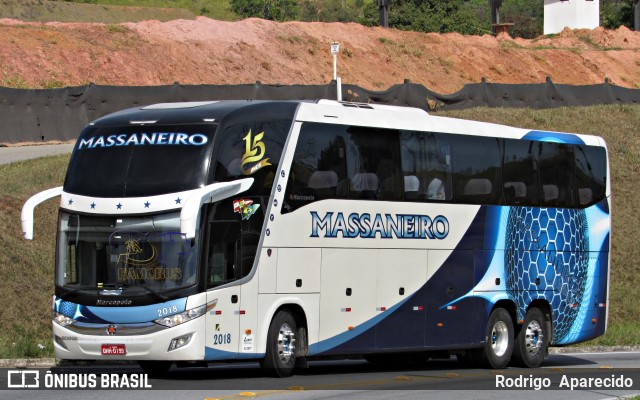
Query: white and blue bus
xmin=22 ymin=100 xmax=610 ymax=377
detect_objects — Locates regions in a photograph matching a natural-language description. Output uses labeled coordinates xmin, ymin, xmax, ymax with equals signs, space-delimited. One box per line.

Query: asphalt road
xmin=2 ymin=352 xmax=639 ymax=400
xmin=0 ymin=143 xmax=74 ymax=165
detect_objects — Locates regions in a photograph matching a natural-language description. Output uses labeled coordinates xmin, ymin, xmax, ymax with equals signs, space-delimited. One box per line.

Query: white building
xmin=544 ymin=0 xmax=600 ymax=35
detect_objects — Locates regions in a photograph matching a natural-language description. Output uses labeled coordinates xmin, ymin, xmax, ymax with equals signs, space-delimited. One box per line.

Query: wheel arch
xmin=257 ymin=299 xmax=310 ymax=356
xmin=492 ymin=299 xmax=517 ymax=327
xmin=527 ymin=299 xmax=553 ymax=344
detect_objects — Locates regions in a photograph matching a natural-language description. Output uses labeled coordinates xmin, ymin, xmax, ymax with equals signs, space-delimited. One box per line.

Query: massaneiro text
xmin=77 ymin=132 xmax=208 ymax=149
xmin=310 ymin=211 xmax=450 ymax=239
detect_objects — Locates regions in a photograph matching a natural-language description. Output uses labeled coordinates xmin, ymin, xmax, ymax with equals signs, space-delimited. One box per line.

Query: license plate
xmin=101 ymin=344 xmax=126 ymax=355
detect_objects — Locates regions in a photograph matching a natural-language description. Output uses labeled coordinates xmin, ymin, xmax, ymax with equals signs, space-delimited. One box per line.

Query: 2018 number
xmin=157 ymin=305 xmax=178 ymax=317
xmin=214 ymin=334 xmax=232 ymax=345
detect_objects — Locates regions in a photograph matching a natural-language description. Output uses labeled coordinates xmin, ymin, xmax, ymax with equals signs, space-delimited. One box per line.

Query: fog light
xmin=54 ymin=335 xmax=68 ymax=350
xmin=168 ymin=333 xmax=193 ymax=352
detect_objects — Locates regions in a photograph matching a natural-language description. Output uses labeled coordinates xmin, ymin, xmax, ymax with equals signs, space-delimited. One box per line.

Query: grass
xmin=64 ymin=0 xmax=238 ymax=21
xmin=2 ymin=66 xmax=30 ymax=88
xmin=499 ymin=40 xmax=527 ymax=50
xmin=105 ymin=24 xmax=131 ymax=34
xmin=0 ymin=0 xmax=238 ymax=23
xmin=398 ymin=43 xmax=423 ymax=58
xmin=439 ymin=105 xmax=640 ymax=347
xmin=277 ymin=35 xmax=301 ymax=44
xmin=0 ymin=154 xmax=69 ymax=358
xmin=1 ymin=105 xmax=639 ymax=358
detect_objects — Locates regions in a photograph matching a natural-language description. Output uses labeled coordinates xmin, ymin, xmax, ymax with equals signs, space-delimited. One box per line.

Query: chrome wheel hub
xmin=277 ymin=322 xmax=295 ymax=364
xmin=525 ymin=320 xmax=544 ymax=355
xmin=491 ymin=321 xmax=509 ymax=357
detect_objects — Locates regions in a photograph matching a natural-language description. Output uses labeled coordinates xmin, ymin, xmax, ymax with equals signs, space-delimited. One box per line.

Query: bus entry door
xmin=205 ymin=221 xmax=242 ymax=360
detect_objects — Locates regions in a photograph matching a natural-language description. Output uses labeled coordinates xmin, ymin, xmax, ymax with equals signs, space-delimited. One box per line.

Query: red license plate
xmin=101 ymin=344 xmax=126 ymax=355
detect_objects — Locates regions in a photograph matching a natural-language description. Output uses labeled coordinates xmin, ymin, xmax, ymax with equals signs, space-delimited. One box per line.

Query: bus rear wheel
xmin=512 ymin=308 xmax=548 ymax=368
xmin=480 ymin=308 xmax=514 ymax=369
xmin=261 ymin=310 xmax=297 ymax=377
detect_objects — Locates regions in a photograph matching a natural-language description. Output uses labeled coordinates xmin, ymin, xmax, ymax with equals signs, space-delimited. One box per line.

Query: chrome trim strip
xmin=66 ymin=322 xmax=166 ymax=336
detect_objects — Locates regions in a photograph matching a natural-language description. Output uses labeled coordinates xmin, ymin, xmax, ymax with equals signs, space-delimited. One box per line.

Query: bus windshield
xmin=57 ymin=211 xmax=198 ymax=295
xmin=64 ymin=124 xmax=216 ymax=198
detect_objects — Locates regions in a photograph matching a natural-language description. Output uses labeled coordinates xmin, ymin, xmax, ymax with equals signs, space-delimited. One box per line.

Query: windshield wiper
xmin=140 ymin=284 xmax=169 ymax=302
xmin=120 ymin=282 xmax=168 ymax=302
xmin=59 ymin=286 xmax=100 ymax=300
xmin=62 ymin=283 xmax=169 ymax=302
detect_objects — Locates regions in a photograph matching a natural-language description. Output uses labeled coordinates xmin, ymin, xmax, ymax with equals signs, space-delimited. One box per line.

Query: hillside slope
xmin=0 ymin=17 xmax=639 ymax=93
xmin=0 ymin=0 xmax=195 ymax=23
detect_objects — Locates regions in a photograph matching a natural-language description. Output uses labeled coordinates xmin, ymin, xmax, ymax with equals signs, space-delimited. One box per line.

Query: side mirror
xmin=21 ymin=186 xmax=63 ymax=240
xmin=180 ymin=178 xmax=254 ymax=239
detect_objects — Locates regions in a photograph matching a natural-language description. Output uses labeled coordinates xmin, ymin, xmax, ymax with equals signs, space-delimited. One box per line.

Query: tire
xmin=261 ymin=310 xmax=297 ymax=377
xmin=138 ymin=361 xmax=172 ymax=377
xmin=479 ymin=308 xmax=514 ymax=369
xmin=512 ymin=308 xmax=548 ymax=368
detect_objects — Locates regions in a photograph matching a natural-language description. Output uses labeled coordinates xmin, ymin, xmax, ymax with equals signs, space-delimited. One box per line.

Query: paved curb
xmin=549 ymin=345 xmax=640 ymax=354
xmin=0 ymin=358 xmax=57 ymax=368
xmin=1 ymin=347 xmax=639 ymax=368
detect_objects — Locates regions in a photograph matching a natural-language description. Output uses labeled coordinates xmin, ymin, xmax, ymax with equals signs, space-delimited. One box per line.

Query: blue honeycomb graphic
xmin=505 ymin=207 xmax=589 ymax=342
xmin=59 ymin=300 xmax=78 ymax=318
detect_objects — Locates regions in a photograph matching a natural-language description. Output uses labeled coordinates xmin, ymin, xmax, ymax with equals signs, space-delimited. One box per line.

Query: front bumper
xmin=52 ymin=316 xmax=206 ymax=361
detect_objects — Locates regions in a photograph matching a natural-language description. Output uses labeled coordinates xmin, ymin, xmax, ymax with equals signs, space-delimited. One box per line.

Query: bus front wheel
xmin=261 ymin=309 xmax=297 ymax=377
xmin=480 ymin=308 xmax=514 ymax=369
xmin=512 ymin=308 xmax=548 ymax=368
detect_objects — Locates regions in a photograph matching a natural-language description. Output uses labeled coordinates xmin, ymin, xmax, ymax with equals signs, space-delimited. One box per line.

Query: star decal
xmin=144 ymin=201 xmax=150 ymax=208
xmin=116 ymin=203 xmax=122 ymax=210
xmin=68 ymin=199 xmax=74 ymax=205
xmin=175 ymin=197 xmax=182 ymax=205
xmin=90 ymin=203 xmax=96 ymax=209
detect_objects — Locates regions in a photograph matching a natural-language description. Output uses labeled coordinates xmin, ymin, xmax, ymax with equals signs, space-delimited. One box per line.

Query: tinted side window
xmin=538 ymin=142 xmax=576 ymax=208
xmin=451 ymin=135 xmax=503 ymax=204
xmin=284 ymin=124 xmax=348 ymax=213
xmin=344 ymin=126 xmax=402 ymax=201
xmin=575 ymin=145 xmax=607 ymax=207
xmin=283 ymin=123 xmax=402 ymax=212
xmin=214 ymin=120 xmax=291 ymax=196
xmin=400 ymin=131 xmax=453 ymax=201
xmin=503 ymin=139 xmax=540 ymax=206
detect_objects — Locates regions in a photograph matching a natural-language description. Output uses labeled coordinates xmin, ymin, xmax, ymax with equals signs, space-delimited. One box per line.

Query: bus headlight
xmin=53 ymin=312 xmax=75 ymax=327
xmin=168 ymin=333 xmax=193 ymax=351
xmin=154 ymin=300 xmax=217 ymax=328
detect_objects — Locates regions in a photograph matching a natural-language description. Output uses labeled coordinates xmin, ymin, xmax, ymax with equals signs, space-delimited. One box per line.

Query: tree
xmin=230 ymin=0 xmax=299 ymax=21
xmin=499 ymin=0 xmax=543 ymax=38
xmin=300 ymin=0 xmax=364 ymax=22
xmin=361 ymin=0 xmax=491 ymax=35
xmin=601 ymin=0 xmax=636 ymax=29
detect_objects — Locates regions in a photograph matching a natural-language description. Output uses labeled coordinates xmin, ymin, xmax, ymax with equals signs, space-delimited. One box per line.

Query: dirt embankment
xmin=1 ymin=17 xmax=639 ymax=94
